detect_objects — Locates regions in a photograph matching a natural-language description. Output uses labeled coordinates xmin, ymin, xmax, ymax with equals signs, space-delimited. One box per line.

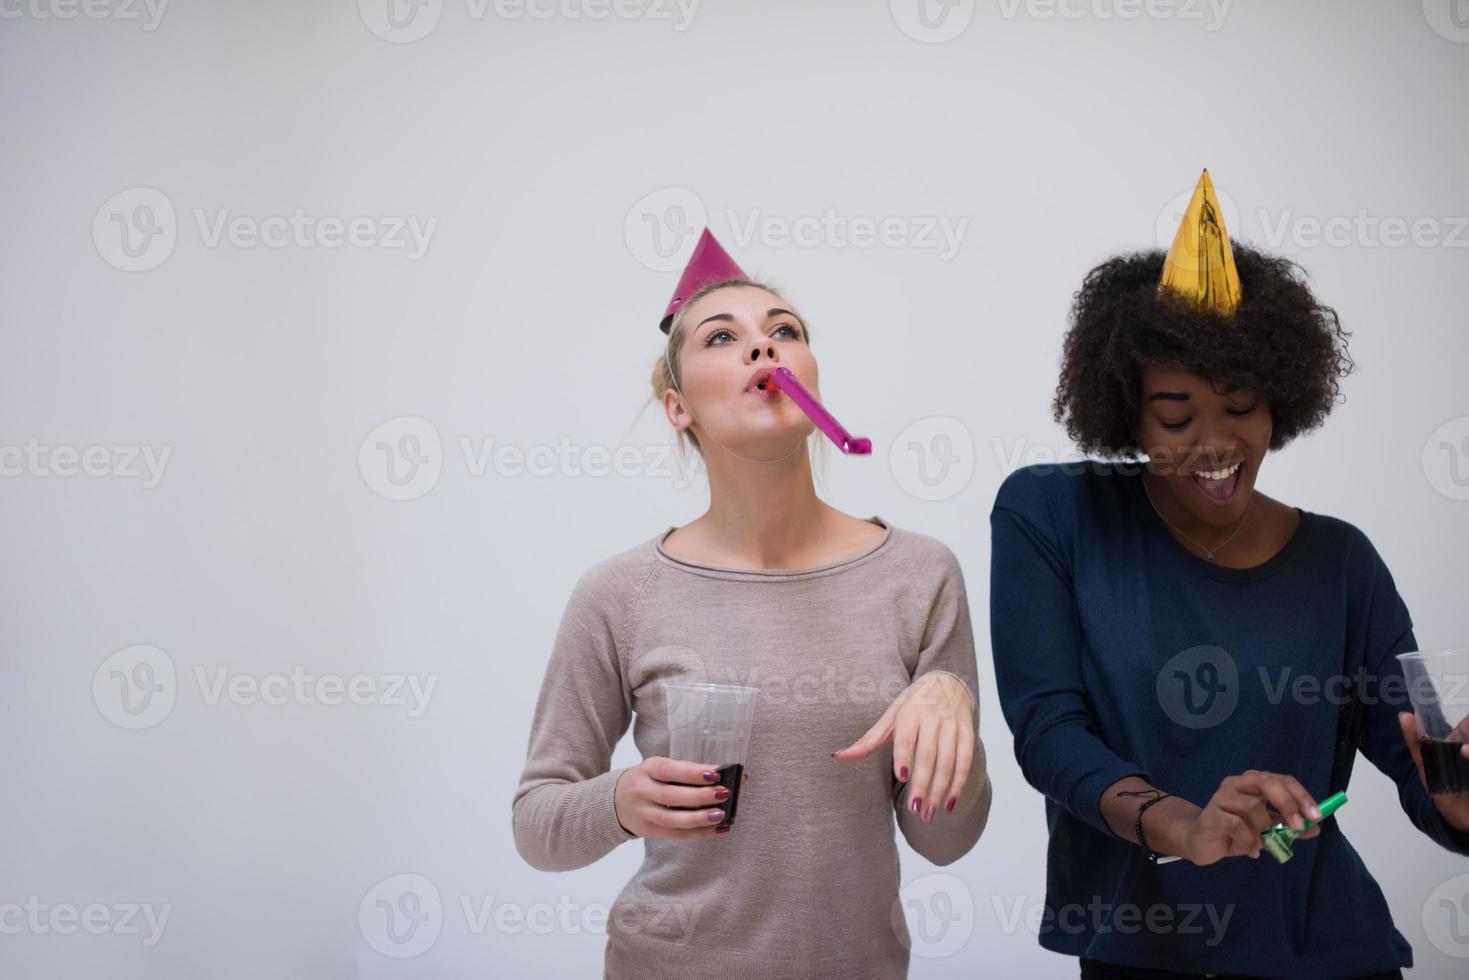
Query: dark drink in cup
xmin=1419 ymin=736 xmax=1469 ymax=795
xmin=1398 ymin=648 xmax=1469 ymax=797
xmin=713 ymin=763 xmax=744 ymax=828
xmin=663 ymin=682 xmax=759 ymax=828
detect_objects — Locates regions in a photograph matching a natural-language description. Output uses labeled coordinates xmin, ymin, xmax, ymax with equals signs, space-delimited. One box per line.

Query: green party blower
xmin=1261 ymin=790 xmax=1347 ymax=863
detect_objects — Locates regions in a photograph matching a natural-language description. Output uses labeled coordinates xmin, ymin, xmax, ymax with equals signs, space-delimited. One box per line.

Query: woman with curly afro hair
xmin=989 ymin=173 xmax=1469 ymax=979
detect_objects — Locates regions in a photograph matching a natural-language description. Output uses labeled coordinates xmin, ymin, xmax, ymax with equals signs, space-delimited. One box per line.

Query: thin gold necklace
xmin=1141 ymin=475 xmax=1254 ymax=562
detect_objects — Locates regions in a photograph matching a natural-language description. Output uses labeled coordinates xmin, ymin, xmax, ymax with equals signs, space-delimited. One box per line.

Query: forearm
xmin=1100 ymin=775 xmax=1201 ymax=862
xmin=1402 ymin=780 xmax=1469 ymax=855
xmin=512 ymin=768 xmax=637 ymax=872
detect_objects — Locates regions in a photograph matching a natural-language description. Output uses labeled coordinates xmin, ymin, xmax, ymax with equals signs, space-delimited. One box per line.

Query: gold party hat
xmin=1158 ymin=169 xmax=1241 ymax=316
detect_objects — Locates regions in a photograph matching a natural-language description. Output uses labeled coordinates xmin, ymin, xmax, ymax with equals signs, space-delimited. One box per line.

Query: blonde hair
xmin=647 ymin=278 xmax=830 ymax=481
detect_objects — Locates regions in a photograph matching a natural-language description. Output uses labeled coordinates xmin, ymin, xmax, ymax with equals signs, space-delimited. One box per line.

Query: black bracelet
xmin=1119 ymin=789 xmax=1174 ymax=863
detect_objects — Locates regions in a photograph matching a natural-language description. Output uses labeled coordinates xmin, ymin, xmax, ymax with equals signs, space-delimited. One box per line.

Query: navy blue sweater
xmin=990 ymin=462 xmax=1469 ymax=978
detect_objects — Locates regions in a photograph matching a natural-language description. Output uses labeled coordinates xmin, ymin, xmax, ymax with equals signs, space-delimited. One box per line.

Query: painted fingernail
xmin=713 ymin=787 xmax=730 ymax=801
xmin=707 ymin=809 xmax=725 ymax=822
xmin=899 ymin=766 xmax=909 ymax=780
xmin=911 ymin=797 xmax=922 ymax=814
xmin=702 ymin=771 xmax=718 ymax=782
xmin=946 ymin=797 xmax=956 ymax=813
xmin=715 ymin=825 xmax=731 ymax=834
xmin=924 ymin=805 xmax=936 ymax=821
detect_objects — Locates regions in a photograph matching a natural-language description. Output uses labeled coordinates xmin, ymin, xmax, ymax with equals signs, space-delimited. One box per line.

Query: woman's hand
xmin=832 ymin=671 xmax=975 ymax=823
xmin=612 ymin=757 xmax=748 ymax=840
xmin=1179 ymin=770 xmax=1321 ymax=865
xmin=1398 ymin=712 xmax=1469 ymax=832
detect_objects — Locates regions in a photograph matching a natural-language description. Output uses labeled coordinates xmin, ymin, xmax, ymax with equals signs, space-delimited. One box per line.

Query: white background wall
xmin=3 ymin=0 xmax=1468 ymax=976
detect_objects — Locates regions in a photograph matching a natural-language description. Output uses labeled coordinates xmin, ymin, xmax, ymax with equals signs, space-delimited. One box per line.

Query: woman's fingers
xmin=646 ymin=802 xmax=729 ymax=831
xmin=620 ymin=756 xmax=749 ymax=839
xmin=1209 ymin=770 xmax=1333 ymax=860
xmin=832 ymin=696 xmax=902 ymax=762
xmin=1199 ymin=806 xmax=1249 ymax=857
xmin=1215 ymin=786 xmax=1271 ymax=832
xmin=1205 ymin=805 xmax=1262 ymax=858
xmin=945 ymin=725 xmax=974 ymax=814
xmin=924 ymin=721 xmax=958 ymax=822
xmin=1240 ymin=770 xmax=1318 ymax=829
xmin=905 ymin=719 xmax=939 ymax=819
xmin=649 ymin=780 xmax=732 ymax=809
xmin=834 ymin=674 xmax=978 ymax=821
xmin=647 ymin=756 xmax=725 ymax=787
xmin=892 ymin=710 xmax=919 ymax=785
xmin=1281 ymin=774 xmax=1322 ymax=823
xmin=1209 ymin=786 xmax=1269 ymax=857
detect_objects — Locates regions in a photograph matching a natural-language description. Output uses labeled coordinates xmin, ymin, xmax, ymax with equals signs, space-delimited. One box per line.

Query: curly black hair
xmin=1052 ymin=242 xmax=1354 ymax=457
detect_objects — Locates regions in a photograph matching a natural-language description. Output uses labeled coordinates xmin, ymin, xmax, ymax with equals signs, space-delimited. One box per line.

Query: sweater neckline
xmin=1124 ymin=469 xmax=1314 ymax=582
xmin=654 ymin=516 xmax=893 ymax=581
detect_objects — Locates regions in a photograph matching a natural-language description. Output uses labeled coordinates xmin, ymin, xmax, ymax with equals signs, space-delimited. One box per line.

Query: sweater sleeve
xmin=894 ymin=543 xmax=993 ymax=866
xmin=1353 ymin=535 xmax=1469 ymax=855
xmin=512 ymin=561 xmax=640 ymax=872
xmin=989 ymin=471 xmax=1148 ymax=839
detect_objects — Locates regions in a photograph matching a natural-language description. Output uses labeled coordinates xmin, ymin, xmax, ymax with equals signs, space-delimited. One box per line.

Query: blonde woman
xmin=512 ymin=231 xmax=992 ymax=979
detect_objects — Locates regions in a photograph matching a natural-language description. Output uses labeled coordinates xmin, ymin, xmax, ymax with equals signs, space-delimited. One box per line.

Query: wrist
xmin=612 ymin=767 xmax=638 ymax=838
xmin=1141 ymin=795 xmax=1199 ymax=863
xmin=1438 ymin=801 xmax=1469 ymax=835
xmin=920 ymin=670 xmax=974 ymax=719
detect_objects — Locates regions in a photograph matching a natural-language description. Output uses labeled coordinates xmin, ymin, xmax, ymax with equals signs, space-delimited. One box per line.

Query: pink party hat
xmin=660 ymin=229 xmax=747 ymax=333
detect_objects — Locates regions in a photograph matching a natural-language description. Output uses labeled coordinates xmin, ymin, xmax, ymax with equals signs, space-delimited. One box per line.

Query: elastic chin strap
xmin=665 ymin=344 xmax=807 ymax=465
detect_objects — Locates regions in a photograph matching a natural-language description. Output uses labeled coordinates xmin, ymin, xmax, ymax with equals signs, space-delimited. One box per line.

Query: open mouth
xmin=1188 ymin=460 xmax=1245 ymax=504
xmin=746 ymin=367 xmax=782 ymax=400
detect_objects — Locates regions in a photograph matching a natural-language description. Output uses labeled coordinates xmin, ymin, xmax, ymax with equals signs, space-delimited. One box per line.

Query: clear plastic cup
xmin=662 ymin=682 xmax=758 ymax=828
xmin=1397 ymin=647 xmax=1469 ymax=795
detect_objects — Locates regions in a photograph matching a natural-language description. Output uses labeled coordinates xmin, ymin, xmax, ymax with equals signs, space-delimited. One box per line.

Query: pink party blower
xmin=768 ymin=367 xmax=872 ymax=455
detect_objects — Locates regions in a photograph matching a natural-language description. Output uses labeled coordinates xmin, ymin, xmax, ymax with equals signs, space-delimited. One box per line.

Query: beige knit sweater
xmin=512 ymin=517 xmax=992 ymax=979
